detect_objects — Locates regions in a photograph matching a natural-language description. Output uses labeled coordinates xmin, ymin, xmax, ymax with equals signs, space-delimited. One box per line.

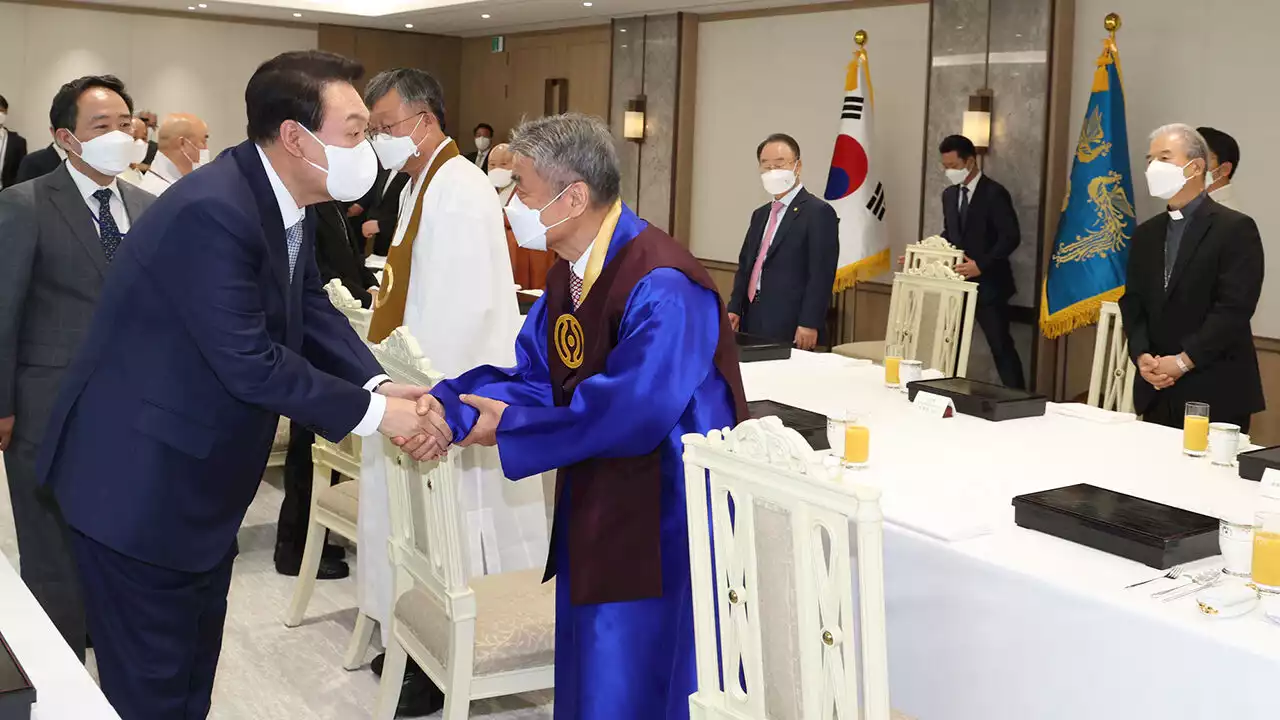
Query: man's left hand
xmin=955 ymin=256 xmax=982 ymax=279
xmin=459 ymin=394 xmax=508 ymax=448
xmin=1153 ymin=354 xmax=1189 ymax=385
xmin=794 ymin=326 xmax=819 ymax=351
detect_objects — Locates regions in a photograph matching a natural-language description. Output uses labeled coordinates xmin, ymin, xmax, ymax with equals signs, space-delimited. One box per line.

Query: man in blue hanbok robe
xmin=418 ymin=113 xmax=748 ymax=719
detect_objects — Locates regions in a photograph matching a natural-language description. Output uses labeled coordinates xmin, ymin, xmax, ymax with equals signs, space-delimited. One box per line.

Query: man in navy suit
xmin=938 ymin=134 xmax=1026 ymax=389
xmin=38 ymin=51 xmax=446 ymax=719
xmin=728 ymin=133 xmax=839 ymax=349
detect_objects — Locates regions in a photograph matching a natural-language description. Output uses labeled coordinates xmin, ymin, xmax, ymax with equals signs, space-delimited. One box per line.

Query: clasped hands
xmin=1136 ymin=352 xmax=1193 ymax=391
xmin=376 ymin=383 xmax=508 ymax=461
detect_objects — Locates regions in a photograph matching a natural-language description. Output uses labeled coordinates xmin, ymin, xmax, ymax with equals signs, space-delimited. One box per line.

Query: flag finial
xmin=1104 ymin=13 xmax=1121 ymax=38
xmin=855 ymin=29 xmax=868 ymax=47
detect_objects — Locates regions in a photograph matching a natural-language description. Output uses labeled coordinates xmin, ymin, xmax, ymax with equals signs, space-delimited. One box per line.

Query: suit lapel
xmin=232 ymin=141 xmax=291 ymax=299
xmin=765 ymin=187 xmax=808 ymax=262
xmin=46 ymin=166 xmax=109 ymax=277
xmin=1165 ymin=205 xmax=1213 ymax=296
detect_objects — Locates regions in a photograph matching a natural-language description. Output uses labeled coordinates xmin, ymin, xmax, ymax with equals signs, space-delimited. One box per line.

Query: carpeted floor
xmin=0 ymin=462 xmax=553 ymax=719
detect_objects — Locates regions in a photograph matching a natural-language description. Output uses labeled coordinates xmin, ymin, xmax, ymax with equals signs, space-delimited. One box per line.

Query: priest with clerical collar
xmin=419 ymin=112 xmax=749 ymax=719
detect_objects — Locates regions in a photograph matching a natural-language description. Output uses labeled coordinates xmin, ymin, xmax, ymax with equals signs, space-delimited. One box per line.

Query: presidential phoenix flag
xmin=824 ymin=35 xmax=889 ymax=291
xmin=1040 ymin=31 xmax=1135 ymax=338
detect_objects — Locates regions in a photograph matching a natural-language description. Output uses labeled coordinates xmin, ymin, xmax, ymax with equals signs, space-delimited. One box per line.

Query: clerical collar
xmin=1167 ymin=191 xmax=1207 ymax=221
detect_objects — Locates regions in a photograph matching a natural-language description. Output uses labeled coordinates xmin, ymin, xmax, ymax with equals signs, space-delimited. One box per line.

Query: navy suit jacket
xmin=941 ymin=175 xmax=1020 ymax=304
xmin=727 ymin=186 xmax=839 ymax=344
xmin=38 ymin=141 xmax=384 ymax=573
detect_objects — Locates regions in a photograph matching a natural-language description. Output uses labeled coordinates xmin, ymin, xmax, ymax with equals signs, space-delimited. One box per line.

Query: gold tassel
xmin=1039 ymin=284 xmax=1126 ymax=339
xmin=832 ymin=248 xmax=890 ymax=294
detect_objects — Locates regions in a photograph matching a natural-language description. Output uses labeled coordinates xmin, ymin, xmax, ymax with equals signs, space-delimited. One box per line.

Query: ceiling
xmin=73 ymin=0 xmax=826 ymax=36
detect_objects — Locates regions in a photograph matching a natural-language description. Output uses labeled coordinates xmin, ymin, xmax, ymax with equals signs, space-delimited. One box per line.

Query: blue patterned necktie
xmin=91 ymin=188 xmax=124 ymax=263
xmin=285 ymin=220 xmax=304 ymax=282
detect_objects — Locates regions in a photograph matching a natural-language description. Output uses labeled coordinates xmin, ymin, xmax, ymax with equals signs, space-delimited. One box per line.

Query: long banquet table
xmin=740 ymin=351 xmax=1279 ymax=720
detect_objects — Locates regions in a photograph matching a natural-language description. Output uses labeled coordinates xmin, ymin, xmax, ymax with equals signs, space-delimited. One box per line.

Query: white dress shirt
xmin=571 ymin=240 xmax=595 ymax=281
xmin=473 ymin=147 xmax=490 ymax=169
xmin=0 ymin=128 xmax=8 ymax=186
xmin=65 ymin=161 xmax=132 ymax=234
xmin=1210 ymin=182 xmax=1239 ymax=211
xmin=254 ymin=145 xmax=389 ymax=436
xmin=755 ymin=182 xmax=804 ymax=292
xmin=135 ymin=152 xmax=182 ymax=196
xmin=959 ymin=171 xmax=982 ymax=211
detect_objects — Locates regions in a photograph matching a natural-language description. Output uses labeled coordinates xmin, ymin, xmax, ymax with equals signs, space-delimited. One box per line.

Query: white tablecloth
xmin=741 ymin=352 xmax=1280 ymax=720
xmin=0 ymin=558 xmax=118 ymax=719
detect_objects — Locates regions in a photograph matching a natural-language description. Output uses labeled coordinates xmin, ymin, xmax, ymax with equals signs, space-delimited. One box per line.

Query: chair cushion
xmin=832 ymin=340 xmax=885 ymax=363
xmin=272 ymin=418 xmax=290 ymax=452
xmin=317 ymin=481 xmax=359 ymax=523
xmin=394 ymin=569 xmax=555 ymax=676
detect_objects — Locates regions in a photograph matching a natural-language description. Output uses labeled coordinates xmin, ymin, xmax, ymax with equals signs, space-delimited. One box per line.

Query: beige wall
xmin=457 ymin=26 xmax=612 ymax=149
xmin=0 ymin=2 xmax=316 ymax=155
xmin=1072 ymin=0 xmax=1280 ymax=338
xmin=688 ymin=2 xmax=930 ymax=265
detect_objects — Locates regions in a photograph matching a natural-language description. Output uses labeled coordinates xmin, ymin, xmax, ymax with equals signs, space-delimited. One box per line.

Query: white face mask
xmin=67 ymin=130 xmax=136 ymax=177
xmin=1145 ymin=159 xmax=1194 ymax=200
xmin=130 ymin=138 xmax=149 ymax=165
xmin=181 ymin=138 xmax=210 ymax=170
xmin=761 ymin=163 xmax=798 ymax=196
xmin=1204 ymin=167 xmax=1215 ymax=187
xmin=299 ymin=125 xmax=378 ymax=203
xmin=944 ymin=167 xmax=970 ymax=186
xmin=488 ymin=167 xmax=514 ymax=188
xmin=504 ymin=184 xmax=573 ymax=251
xmin=475 ymin=136 xmax=491 ymax=152
xmin=369 ymin=115 xmax=426 ymax=172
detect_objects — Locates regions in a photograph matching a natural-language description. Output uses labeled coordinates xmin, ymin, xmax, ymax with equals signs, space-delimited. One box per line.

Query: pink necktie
xmin=570 ymin=272 xmax=584 ymax=309
xmin=748 ymin=201 xmax=785 ymax=302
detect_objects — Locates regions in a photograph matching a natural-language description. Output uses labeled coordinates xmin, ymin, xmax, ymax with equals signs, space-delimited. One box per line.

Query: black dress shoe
xmin=396 ymin=660 xmax=445 ymax=718
xmin=274 ymin=556 xmax=350 ymax=580
xmin=371 ymin=652 xmax=385 ymax=677
xmin=322 ymin=544 xmax=347 ymax=561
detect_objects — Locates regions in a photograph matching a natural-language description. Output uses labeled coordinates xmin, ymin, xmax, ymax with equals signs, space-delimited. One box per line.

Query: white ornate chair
xmin=902 ymin=234 xmax=964 ymax=271
xmin=1087 ymin=301 xmax=1136 ymax=413
xmin=281 ymin=280 xmax=375 ymax=667
xmin=833 ymin=263 xmax=978 ymax=377
xmin=374 ymin=327 xmax=555 ymax=720
xmin=682 ymin=417 xmax=909 ymax=720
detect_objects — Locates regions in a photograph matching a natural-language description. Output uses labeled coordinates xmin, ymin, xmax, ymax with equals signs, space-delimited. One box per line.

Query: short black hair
xmin=1197 ymin=126 xmax=1240 ymax=178
xmin=49 ymin=75 xmax=133 ymax=133
xmin=0 ymin=94 xmax=8 ymax=112
xmin=757 ymin=133 xmax=801 ymax=161
xmin=474 ymin=123 xmax=494 ymax=136
xmin=939 ymin=134 xmax=976 ymax=160
xmin=245 ymin=50 xmax=364 ymax=144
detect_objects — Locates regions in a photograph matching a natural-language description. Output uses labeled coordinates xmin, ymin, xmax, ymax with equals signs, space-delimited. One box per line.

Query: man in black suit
xmin=938 ymin=134 xmax=1025 ymax=389
xmin=0 ymin=95 xmax=28 ymax=189
xmin=728 ymin=133 xmax=839 ymax=350
xmin=273 ymin=199 xmax=382 ymax=580
xmin=1119 ymin=123 xmax=1265 ymax=431
xmin=15 ymin=133 xmax=64 ymax=184
xmin=464 ymin=121 xmax=494 ymax=172
xmin=356 ymin=166 xmax=409 ymax=259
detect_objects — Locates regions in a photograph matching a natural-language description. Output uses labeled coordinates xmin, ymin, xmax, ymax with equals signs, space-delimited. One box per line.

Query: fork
xmin=1125 ymin=564 xmax=1186 ymax=589
xmin=1151 ymin=569 xmax=1220 ymax=599
xmin=1161 ymin=574 xmax=1224 ymax=603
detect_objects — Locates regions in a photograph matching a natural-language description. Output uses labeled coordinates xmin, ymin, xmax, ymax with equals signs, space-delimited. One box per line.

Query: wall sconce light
xmin=624 ymin=96 xmax=647 ymax=142
xmin=963 ymin=90 xmax=992 ymax=153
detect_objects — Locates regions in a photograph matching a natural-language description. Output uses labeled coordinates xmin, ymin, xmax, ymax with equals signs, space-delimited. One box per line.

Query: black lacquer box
xmin=1237 ymin=445 xmax=1280 ymax=482
xmin=735 ymin=332 xmax=792 ymax=363
xmin=906 ymin=377 xmax=1047 ymax=421
xmin=747 ymin=400 xmax=829 ymax=451
xmin=1012 ymin=484 xmax=1220 ymax=569
xmin=0 ymin=631 xmax=35 ymax=720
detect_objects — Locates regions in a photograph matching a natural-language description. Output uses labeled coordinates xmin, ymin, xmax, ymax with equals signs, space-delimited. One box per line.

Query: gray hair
xmin=1150 ymin=123 xmax=1208 ymax=161
xmin=364 ymin=68 xmax=447 ymax=132
xmin=510 ymin=113 xmax=620 ymax=207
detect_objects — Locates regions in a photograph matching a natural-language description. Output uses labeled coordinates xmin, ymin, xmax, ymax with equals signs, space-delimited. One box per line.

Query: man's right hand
xmin=0 ymin=416 xmax=13 ymax=452
xmin=728 ymin=313 xmax=741 ymax=332
xmin=362 ymin=220 xmax=379 ymax=238
xmin=379 ymin=397 xmax=451 ymax=461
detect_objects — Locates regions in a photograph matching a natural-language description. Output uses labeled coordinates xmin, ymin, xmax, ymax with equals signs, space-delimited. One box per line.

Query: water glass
xmin=1220 ymin=520 xmax=1254 ymax=578
xmin=1208 ymin=422 xmax=1241 ymax=466
xmin=1183 ymin=402 xmax=1210 ymax=457
xmin=826 ymin=412 xmax=847 ymax=458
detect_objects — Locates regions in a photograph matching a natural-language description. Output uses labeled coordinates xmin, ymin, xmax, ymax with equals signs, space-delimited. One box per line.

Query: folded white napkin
xmin=1047 ymin=402 xmax=1137 ymax=424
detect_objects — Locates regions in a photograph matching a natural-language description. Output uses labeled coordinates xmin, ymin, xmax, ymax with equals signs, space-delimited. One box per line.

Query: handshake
xmin=374 ymin=383 xmax=509 ymax=461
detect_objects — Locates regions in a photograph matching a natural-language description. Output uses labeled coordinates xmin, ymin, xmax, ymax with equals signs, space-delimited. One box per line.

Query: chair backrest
xmin=903 ymin=235 xmax=964 ymax=271
xmin=1087 ymin=301 xmax=1136 ymax=413
xmin=882 ymin=263 xmax=978 ymax=377
xmin=682 ymin=417 xmax=890 ymax=720
xmin=369 ymin=328 xmax=471 ymax=619
xmin=324 ymin=278 xmax=374 ymax=341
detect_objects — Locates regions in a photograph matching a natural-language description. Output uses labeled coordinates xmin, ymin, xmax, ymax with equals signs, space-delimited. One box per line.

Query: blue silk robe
xmin=431 ymin=207 xmax=737 ymax=719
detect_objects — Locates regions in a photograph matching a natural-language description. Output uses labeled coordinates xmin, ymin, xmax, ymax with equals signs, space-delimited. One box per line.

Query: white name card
xmin=1262 ymin=468 xmax=1280 ymax=500
xmin=912 ymin=390 xmax=955 ymax=419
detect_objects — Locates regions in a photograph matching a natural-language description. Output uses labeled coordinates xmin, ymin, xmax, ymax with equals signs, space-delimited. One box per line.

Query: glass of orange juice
xmin=843 ymin=411 xmax=870 ymax=469
xmin=884 ymin=344 xmax=903 ymax=388
xmin=1183 ymin=402 xmax=1210 ymax=457
xmin=1251 ymin=523 xmax=1280 ymax=594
